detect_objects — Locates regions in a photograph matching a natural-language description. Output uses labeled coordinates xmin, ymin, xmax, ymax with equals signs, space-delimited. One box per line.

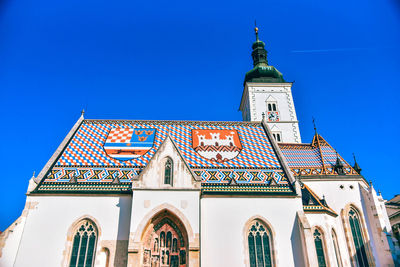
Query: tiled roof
xmin=56 ymin=120 xmax=280 ymax=169
xmin=34 ymin=119 xmax=294 ymax=194
xmin=279 ymin=134 xmax=359 ymax=176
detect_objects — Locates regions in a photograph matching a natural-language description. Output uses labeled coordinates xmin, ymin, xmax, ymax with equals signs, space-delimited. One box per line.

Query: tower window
xmin=272 ymin=132 xmax=282 ymax=143
xmin=267 ymin=101 xmax=278 ymax=112
xmin=164 ymin=158 xmax=173 ymax=185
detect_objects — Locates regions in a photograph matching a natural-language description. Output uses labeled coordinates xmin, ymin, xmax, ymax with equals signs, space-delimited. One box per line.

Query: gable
xmin=134 ymin=135 xmax=201 ymax=189
xmin=278 ymin=134 xmax=359 ymax=177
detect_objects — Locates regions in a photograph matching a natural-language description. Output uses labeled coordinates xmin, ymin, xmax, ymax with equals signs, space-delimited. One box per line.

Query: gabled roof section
xmin=33 ymin=119 xmax=295 ymax=194
xmin=134 ymin=134 xmax=201 ymax=189
xmin=301 ymin=182 xmax=337 ymax=217
xmin=278 ymin=133 xmax=359 ymax=176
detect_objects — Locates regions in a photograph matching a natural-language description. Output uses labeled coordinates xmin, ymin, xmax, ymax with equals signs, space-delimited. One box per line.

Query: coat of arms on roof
xmin=103 ymin=128 xmax=156 ymax=160
xmin=191 ymin=129 xmax=242 ymax=163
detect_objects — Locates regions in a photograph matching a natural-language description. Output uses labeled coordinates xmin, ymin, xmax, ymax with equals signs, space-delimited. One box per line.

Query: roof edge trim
xmin=261 ymin=119 xmax=299 ymax=195
xmin=32 ymin=114 xmax=85 ymax=191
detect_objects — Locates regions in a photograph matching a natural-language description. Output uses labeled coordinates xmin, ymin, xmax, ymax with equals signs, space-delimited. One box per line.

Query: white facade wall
xmin=303 ymin=179 xmax=395 ymax=267
xmin=10 ymin=195 xmax=132 ymax=267
xmin=201 ymin=196 xmax=304 ymax=267
xmin=361 ymin=185 xmax=396 ymax=266
xmin=0 ymin=215 xmax=27 ymax=267
xmin=305 ymin=211 xmax=352 ymax=267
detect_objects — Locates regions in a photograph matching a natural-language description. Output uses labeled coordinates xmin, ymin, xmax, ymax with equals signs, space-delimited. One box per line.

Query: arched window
xmin=248 ymin=220 xmax=273 ymax=267
xmin=313 ymin=229 xmax=327 ymax=267
xmin=349 ymin=209 xmax=369 ymax=267
xmin=332 ymin=229 xmax=342 ymax=267
xmin=69 ymin=220 xmax=98 ymax=267
xmin=164 ymin=158 xmax=173 ymax=185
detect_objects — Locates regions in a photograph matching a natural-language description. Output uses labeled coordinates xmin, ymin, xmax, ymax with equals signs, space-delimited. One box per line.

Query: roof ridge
xmin=84 ymin=119 xmax=261 ymax=125
xmin=312 ymin=134 xmax=327 ymax=174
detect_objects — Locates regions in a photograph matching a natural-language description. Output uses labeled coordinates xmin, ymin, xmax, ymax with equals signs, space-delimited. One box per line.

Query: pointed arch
xmin=133 ymin=204 xmax=195 ymax=248
xmin=62 ymin=215 xmax=101 ymax=267
xmin=312 ymin=226 xmax=328 ymax=267
xmin=138 ymin=206 xmax=191 ymax=267
xmin=341 ymin=203 xmax=374 ymax=267
xmin=164 ymin=157 xmax=173 ymax=185
xmin=331 ymin=228 xmax=342 ymax=267
xmin=243 ymin=215 xmax=277 ymax=267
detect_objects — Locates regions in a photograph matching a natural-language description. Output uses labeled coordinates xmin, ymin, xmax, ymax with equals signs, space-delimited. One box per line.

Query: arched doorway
xmin=141 ymin=210 xmax=188 ymax=267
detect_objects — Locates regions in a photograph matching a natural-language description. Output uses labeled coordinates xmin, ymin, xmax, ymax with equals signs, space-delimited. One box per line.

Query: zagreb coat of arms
xmin=192 ymin=129 xmax=242 ymax=163
xmin=104 ymin=128 xmax=156 ymax=160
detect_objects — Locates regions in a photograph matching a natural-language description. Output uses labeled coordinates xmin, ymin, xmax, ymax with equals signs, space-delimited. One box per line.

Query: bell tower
xmin=239 ymin=27 xmax=301 ymax=143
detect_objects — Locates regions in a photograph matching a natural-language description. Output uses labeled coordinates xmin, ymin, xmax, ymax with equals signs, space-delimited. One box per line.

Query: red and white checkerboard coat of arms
xmin=103 ymin=128 xmax=156 ymax=160
xmin=192 ymin=129 xmax=242 ymax=163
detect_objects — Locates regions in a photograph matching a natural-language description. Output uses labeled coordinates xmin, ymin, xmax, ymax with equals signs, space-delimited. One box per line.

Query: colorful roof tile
xmin=278 ymin=134 xmax=359 ymax=176
xmin=34 ymin=119 xmax=295 ymax=194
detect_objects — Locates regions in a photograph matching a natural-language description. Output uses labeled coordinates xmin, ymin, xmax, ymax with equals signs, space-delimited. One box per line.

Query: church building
xmin=0 ymin=27 xmax=398 ymax=267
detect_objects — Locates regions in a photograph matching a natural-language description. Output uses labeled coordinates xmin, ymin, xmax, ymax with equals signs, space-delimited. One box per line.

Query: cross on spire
xmin=254 ymin=20 xmax=259 ymax=41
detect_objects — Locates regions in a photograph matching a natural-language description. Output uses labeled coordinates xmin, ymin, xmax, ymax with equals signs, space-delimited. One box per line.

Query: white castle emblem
xmin=192 ymin=130 xmax=242 ymax=163
xmin=197 ymin=133 xmax=235 ymax=147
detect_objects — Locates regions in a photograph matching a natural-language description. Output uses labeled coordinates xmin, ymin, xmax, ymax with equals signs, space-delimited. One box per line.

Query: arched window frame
xmin=244 ymin=216 xmax=276 ymax=267
xmin=64 ymin=217 xmax=100 ymax=267
xmin=140 ymin=208 xmax=190 ymax=267
xmin=312 ymin=227 xmax=328 ymax=267
xmin=331 ymin=228 xmax=342 ymax=267
xmin=164 ymin=157 xmax=173 ymax=186
xmin=341 ymin=204 xmax=374 ymax=267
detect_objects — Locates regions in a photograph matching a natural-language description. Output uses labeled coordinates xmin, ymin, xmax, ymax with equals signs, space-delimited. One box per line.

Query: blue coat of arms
xmin=104 ymin=128 xmax=156 ymax=160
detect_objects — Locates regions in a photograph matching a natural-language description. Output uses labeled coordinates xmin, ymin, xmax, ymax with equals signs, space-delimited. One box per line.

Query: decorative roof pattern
xmin=35 ymin=119 xmax=293 ymax=194
xmin=56 ymin=120 xmax=280 ymax=169
xmin=279 ymin=134 xmax=358 ymax=176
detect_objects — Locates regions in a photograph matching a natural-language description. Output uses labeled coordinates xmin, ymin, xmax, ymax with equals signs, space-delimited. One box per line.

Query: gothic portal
xmin=141 ymin=211 xmax=188 ymax=267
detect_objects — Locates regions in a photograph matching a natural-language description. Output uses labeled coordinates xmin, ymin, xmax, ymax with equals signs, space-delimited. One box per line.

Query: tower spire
xmin=334 ymin=151 xmax=345 ymax=175
xmin=312 ymin=117 xmax=318 ymax=135
xmin=254 ymin=20 xmax=259 ymax=42
xmin=353 ymin=153 xmax=362 ymax=174
xmin=244 ymin=25 xmax=285 ymax=84
xmin=251 ymin=25 xmax=268 ymax=67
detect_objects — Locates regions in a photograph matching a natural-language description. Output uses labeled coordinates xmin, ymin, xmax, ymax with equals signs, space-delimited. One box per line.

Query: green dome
xmin=244 ymin=28 xmax=285 ymax=84
xmin=244 ymin=65 xmax=285 ymax=84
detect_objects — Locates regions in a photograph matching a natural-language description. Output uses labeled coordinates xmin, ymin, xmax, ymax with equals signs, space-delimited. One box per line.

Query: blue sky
xmin=0 ymin=0 xmax=399 ymax=230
